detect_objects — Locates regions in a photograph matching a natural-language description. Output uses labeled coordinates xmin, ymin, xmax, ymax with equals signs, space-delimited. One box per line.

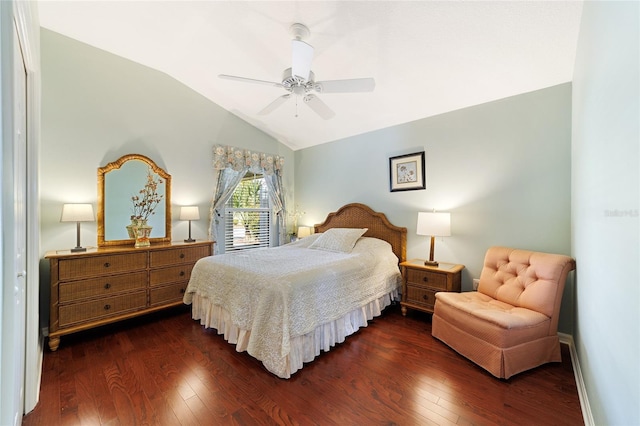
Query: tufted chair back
xmin=478 ymin=246 xmax=575 ymax=332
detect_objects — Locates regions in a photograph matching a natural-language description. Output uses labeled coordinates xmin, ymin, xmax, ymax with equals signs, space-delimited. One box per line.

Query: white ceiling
xmin=38 ymin=1 xmax=583 ymax=151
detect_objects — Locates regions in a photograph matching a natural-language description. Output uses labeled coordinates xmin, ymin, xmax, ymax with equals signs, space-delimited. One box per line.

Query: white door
xmin=0 ymin=18 xmax=28 ymax=426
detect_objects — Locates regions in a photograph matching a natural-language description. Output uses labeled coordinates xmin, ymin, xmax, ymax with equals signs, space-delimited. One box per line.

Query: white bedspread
xmin=183 ymin=235 xmax=401 ymax=377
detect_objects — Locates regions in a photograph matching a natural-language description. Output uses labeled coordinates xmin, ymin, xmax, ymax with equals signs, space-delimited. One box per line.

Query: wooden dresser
xmin=400 ymin=259 xmax=464 ymax=315
xmin=45 ymin=241 xmax=212 ymax=351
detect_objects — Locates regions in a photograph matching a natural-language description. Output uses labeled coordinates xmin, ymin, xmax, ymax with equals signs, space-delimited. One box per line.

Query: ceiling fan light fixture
xmin=281 ymin=68 xmax=314 ymax=91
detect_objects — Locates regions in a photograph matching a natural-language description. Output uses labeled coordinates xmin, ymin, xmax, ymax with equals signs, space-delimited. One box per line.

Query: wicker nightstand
xmin=400 ymin=259 xmax=464 ymax=315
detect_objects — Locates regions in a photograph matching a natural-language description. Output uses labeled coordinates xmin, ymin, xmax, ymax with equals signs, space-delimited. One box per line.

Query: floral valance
xmin=213 ymin=145 xmax=284 ymax=175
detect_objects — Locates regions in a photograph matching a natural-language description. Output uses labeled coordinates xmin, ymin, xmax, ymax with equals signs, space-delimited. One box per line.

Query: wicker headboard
xmin=314 ymin=203 xmax=407 ymax=263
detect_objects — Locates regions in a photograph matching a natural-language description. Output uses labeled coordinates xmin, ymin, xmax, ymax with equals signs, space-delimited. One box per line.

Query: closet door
xmin=0 ymin=16 xmax=27 ymax=426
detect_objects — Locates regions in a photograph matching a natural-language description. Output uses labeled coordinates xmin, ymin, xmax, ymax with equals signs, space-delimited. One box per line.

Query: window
xmin=224 ymin=173 xmax=271 ymax=252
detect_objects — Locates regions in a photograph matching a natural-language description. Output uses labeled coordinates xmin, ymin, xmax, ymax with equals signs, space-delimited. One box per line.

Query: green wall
xmin=40 ymin=28 xmax=294 ymax=256
xmin=572 ymin=1 xmax=639 ymax=424
xmin=294 ymin=83 xmax=573 ymax=332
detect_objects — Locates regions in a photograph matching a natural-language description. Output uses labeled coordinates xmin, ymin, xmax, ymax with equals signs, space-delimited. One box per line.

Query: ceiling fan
xmin=219 ymin=23 xmax=375 ymax=119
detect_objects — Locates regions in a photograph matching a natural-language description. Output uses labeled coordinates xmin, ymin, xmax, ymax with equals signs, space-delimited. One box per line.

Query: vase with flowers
xmin=128 ymin=168 xmax=163 ymax=247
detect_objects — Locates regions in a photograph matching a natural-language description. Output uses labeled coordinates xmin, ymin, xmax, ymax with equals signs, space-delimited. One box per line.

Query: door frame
xmin=10 ymin=0 xmax=40 ymax=415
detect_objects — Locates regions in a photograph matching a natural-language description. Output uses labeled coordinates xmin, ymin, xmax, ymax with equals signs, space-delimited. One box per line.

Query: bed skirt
xmin=189 ymin=289 xmax=399 ymax=378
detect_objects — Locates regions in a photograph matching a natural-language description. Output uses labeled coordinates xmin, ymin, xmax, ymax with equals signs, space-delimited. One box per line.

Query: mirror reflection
xmin=98 ymin=154 xmax=172 ymax=246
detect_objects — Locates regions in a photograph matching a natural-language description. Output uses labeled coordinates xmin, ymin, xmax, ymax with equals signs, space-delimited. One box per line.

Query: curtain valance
xmin=213 ymin=145 xmax=284 ymax=175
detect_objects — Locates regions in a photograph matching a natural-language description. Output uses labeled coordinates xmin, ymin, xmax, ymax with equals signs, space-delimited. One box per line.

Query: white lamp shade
xmin=179 ymin=206 xmax=200 ymax=221
xmin=416 ymin=212 xmax=451 ymax=237
xmin=297 ymin=226 xmax=311 ymax=238
xmin=60 ymin=204 xmax=94 ymax=222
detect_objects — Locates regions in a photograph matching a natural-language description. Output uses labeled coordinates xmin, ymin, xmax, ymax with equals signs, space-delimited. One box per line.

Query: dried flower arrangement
xmin=131 ymin=168 xmax=163 ymax=221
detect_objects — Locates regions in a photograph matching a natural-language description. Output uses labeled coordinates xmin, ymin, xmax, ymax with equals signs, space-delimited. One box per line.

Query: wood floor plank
xmin=23 ymin=305 xmax=583 ymax=426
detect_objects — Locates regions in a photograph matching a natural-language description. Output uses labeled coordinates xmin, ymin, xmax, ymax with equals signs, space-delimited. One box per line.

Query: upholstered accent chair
xmin=432 ymin=246 xmax=575 ymax=379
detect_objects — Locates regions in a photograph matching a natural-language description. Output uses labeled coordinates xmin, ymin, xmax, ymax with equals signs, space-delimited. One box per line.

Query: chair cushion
xmin=478 ymin=247 xmax=575 ymax=317
xmin=434 ymin=291 xmax=552 ymax=348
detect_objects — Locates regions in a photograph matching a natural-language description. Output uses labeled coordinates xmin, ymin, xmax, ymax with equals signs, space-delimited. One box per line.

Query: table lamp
xmin=60 ymin=203 xmax=95 ymax=252
xmin=416 ymin=211 xmax=451 ymax=267
xmin=180 ymin=206 xmax=200 ymax=243
xmin=297 ymin=226 xmax=312 ymax=238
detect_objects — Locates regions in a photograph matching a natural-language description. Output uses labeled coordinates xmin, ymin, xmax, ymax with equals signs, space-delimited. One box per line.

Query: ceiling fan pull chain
xmin=295 ymin=95 xmax=299 ymax=118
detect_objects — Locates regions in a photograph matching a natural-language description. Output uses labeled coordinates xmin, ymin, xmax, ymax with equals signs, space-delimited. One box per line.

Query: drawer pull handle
xmin=422 ymin=295 xmax=428 ymax=300
xmin=104 ymin=304 xmax=111 ymax=310
xmin=104 ymin=283 xmax=111 ymax=290
xmin=180 ymin=253 xmax=185 ymax=259
xmin=179 ymin=271 xmax=185 ymax=277
xmin=422 ymin=277 xmax=429 ymax=282
xmin=104 ymin=262 xmax=111 ymax=268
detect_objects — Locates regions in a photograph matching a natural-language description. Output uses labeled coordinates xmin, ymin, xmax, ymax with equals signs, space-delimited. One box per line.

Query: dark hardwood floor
xmin=23 ymin=304 xmax=583 ymax=425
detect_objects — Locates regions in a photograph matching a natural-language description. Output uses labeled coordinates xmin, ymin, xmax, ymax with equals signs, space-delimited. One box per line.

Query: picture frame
xmin=389 ymin=151 xmax=426 ymax=192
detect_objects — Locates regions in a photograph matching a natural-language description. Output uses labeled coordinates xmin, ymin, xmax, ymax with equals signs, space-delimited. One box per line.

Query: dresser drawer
xmin=59 ymin=291 xmax=147 ymax=327
xmin=59 ymin=272 xmax=147 ymax=303
xmin=405 ymin=285 xmax=437 ymax=309
xmin=405 ymin=269 xmax=447 ymax=290
xmin=149 ymin=264 xmax=194 ymax=287
xmin=149 ymin=245 xmax=211 ymax=267
xmin=58 ymin=253 xmax=148 ymax=280
xmin=150 ymin=282 xmax=187 ymax=306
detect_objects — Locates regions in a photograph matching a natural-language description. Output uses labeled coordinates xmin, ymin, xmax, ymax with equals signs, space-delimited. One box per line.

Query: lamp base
xmin=71 ymin=246 xmax=87 ymax=253
xmin=184 ymin=238 xmax=196 ymax=243
xmin=424 ymin=259 xmax=439 ymax=267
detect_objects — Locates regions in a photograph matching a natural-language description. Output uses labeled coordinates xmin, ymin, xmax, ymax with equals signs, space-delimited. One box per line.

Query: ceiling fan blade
xmin=219 ymin=74 xmax=283 ymax=88
xmin=291 ymin=39 xmax=314 ymax=81
xmin=303 ymin=94 xmax=335 ymax=120
xmin=314 ymin=78 xmax=375 ymax=93
xmin=258 ymin=94 xmax=291 ymax=115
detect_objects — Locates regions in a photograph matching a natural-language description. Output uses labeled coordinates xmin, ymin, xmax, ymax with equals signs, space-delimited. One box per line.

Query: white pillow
xmin=309 ymin=228 xmax=368 ymax=253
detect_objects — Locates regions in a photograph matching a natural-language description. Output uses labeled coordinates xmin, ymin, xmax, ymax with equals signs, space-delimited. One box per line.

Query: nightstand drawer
xmin=59 ymin=272 xmax=147 ymax=302
xmin=58 ymin=253 xmax=147 ymax=280
xmin=59 ymin=291 xmax=147 ymax=327
xmin=400 ymin=260 xmax=464 ymax=316
xmin=406 ymin=286 xmax=437 ymax=309
xmin=405 ymin=269 xmax=447 ymax=290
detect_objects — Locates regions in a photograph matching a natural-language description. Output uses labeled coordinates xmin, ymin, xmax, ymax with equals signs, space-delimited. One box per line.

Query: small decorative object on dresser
xmin=131 ymin=219 xmax=153 ymax=248
xmin=400 ymin=259 xmax=464 ymax=315
xmin=45 ymin=241 xmax=213 ymax=351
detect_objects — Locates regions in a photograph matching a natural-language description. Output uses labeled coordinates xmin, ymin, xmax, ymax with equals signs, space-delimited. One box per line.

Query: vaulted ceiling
xmin=38 ymin=1 xmax=583 ymax=150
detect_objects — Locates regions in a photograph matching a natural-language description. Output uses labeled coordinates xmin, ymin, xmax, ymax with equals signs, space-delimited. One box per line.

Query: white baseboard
xmin=559 ymin=332 xmax=594 ymax=426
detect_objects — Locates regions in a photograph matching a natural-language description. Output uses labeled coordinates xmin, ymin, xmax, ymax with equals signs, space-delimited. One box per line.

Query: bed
xmin=183 ymin=203 xmax=407 ymax=378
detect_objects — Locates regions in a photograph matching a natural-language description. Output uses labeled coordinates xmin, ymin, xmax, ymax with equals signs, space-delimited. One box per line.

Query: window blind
xmin=224 ymin=174 xmax=271 ymax=252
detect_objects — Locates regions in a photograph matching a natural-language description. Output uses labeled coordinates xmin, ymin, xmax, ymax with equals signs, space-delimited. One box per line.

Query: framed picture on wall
xmin=389 ymin=151 xmax=426 ymax=192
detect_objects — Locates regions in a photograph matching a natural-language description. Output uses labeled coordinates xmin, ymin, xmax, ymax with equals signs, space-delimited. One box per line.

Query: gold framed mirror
xmin=97 ymin=154 xmax=172 ymax=246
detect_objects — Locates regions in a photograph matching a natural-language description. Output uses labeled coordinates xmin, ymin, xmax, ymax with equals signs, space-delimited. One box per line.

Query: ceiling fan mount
xmin=218 ymin=22 xmax=375 ymax=119
xmin=289 ymin=22 xmax=310 ymax=41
